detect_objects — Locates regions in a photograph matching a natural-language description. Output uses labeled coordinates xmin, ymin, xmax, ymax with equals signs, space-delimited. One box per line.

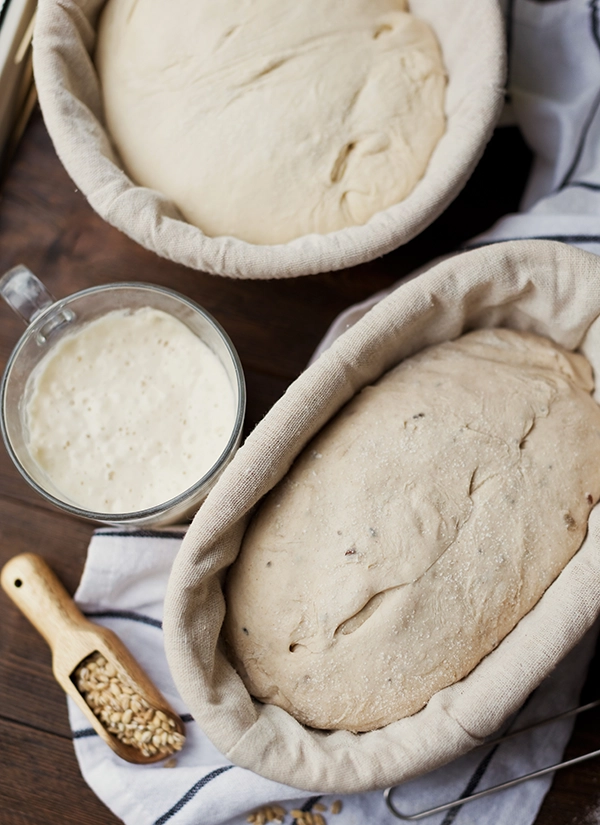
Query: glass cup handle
xmin=0 ymin=265 xmax=56 ymax=325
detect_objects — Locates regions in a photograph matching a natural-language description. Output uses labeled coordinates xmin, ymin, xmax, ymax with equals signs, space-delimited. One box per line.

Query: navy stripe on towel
xmin=592 ymin=0 xmax=600 ymax=52
xmin=84 ymin=610 xmax=163 ymax=629
xmin=505 ymin=0 xmax=516 ymax=101
xmin=0 ymin=0 xmax=12 ymax=29
xmin=154 ymin=766 xmax=235 ymax=825
xmin=462 ymin=234 xmax=600 ymax=250
xmin=558 ymin=89 xmax=600 ymax=190
xmin=439 ymin=746 xmax=499 ymax=825
xmin=290 ymin=796 xmax=324 ymax=825
xmin=558 ymin=1 xmax=600 ymax=189
xmin=437 ymin=691 xmax=537 ymax=824
xmin=73 ymin=728 xmax=97 ymax=739
xmin=568 ymin=180 xmax=600 ymax=192
xmin=95 ymin=529 xmax=186 ymax=540
xmin=302 ymin=796 xmax=322 ymax=811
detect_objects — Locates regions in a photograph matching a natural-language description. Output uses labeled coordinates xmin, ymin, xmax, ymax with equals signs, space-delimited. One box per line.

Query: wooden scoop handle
xmin=1 ymin=552 xmax=88 ymax=650
xmin=2 ymin=552 xmax=186 ymax=764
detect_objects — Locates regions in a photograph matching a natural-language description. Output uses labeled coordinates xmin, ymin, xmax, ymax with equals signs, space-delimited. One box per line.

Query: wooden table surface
xmin=1 ymin=109 xmax=600 ymax=825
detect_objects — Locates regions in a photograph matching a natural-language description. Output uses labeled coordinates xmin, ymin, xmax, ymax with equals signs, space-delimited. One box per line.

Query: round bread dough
xmin=224 ymin=329 xmax=600 ymax=731
xmin=95 ymin=0 xmax=446 ymax=245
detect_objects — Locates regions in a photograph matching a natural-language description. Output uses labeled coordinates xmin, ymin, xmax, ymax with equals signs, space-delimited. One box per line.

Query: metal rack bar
xmin=384 ymin=698 xmax=600 ymax=821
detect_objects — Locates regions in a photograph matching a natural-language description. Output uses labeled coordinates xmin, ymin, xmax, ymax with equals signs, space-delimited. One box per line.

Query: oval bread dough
xmin=95 ymin=0 xmax=446 ymax=244
xmin=224 ymin=329 xmax=600 ymax=731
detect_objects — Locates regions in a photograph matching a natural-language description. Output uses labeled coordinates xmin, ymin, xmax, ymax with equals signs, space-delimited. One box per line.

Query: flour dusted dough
xmin=224 ymin=329 xmax=600 ymax=731
xmin=95 ymin=0 xmax=446 ymax=245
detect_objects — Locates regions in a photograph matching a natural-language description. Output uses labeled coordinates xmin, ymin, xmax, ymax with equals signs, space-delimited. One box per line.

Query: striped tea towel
xmin=69 ymin=529 xmax=599 ymax=825
xmin=69 ymin=0 xmax=600 ymax=822
xmin=315 ymin=0 xmax=600 ymax=360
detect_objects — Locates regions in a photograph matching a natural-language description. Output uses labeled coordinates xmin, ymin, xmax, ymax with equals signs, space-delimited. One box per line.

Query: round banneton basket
xmin=164 ymin=240 xmax=600 ymax=793
xmin=33 ymin=0 xmax=505 ymax=280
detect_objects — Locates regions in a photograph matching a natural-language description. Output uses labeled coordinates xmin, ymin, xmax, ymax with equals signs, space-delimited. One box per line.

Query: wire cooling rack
xmin=384 ymin=698 xmax=600 ymax=820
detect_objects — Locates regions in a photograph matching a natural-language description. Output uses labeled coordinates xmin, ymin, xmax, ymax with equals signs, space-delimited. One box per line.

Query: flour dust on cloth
xmin=70 ymin=529 xmax=599 ymax=825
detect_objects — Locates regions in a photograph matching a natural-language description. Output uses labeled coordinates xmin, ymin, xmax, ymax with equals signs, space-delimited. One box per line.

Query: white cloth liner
xmin=32 ymin=0 xmax=505 ymax=279
xmin=163 ymin=238 xmax=600 ymax=795
xmin=69 ymin=530 xmax=600 ymax=825
xmin=67 ymin=0 xmax=600 ymax=822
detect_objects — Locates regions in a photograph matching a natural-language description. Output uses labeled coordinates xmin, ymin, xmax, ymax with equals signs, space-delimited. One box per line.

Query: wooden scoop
xmin=1 ymin=552 xmax=185 ymax=764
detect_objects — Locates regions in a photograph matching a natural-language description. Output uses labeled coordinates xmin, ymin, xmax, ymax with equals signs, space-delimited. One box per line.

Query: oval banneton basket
xmin=33 ymin=0 xmax=505 ymax=280
xmin=164 ymin=240 xmax=600 ymax=793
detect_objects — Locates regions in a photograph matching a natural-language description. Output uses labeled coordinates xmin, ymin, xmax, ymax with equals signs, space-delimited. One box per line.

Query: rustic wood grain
xmin=0 ymin=717 xmax=120 ymax=824
xmin=3 ymin=107 xmax=600 ymax=824
xmin=535 ymin=646 xmax=600 ymax=825
xmin=1 ymin=553 xmax=185 ymax=764
xmin=0 ymin=497 xmax=93 ymax=735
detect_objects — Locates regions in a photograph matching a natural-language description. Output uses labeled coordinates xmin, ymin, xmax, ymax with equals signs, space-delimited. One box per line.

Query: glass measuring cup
xmin=0 ymin=266 xmax=246 ymax=526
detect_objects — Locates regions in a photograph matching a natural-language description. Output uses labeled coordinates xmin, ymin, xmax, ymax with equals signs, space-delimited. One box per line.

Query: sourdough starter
xmin=24 ymin=307 xmax=236 ymax=513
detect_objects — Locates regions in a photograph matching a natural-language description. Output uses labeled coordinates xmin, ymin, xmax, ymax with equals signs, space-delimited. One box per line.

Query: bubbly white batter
xmin=24 ymin=307 xmax=236 ymax=513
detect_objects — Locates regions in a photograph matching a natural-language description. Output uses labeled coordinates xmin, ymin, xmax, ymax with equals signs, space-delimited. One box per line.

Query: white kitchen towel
xmin=69 ymin=529 xmax=600 ymax=825
xmin=467 ymin=0 xmax=600 ymax=256
xmin=315 ymin=0 xmax=600 ymax=361
xmin=68 ymin=1 xmax=600 ymax=823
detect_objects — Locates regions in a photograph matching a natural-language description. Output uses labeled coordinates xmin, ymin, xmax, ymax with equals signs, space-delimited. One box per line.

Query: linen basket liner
xmin=164 ymin=240 xmax=600 ymax=793
xmin=32 ymin=0 xmax=505 ymax=279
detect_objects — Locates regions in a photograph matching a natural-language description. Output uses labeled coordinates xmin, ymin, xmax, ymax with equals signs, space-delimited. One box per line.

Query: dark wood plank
xmin=534 ymin=641 xmax=600 ymax=825
xmin=0 ymin=717 xmax=120 ymax=825
xmin=243 ymin=368 xmax=293 ymax=432
xmin=0 ymin=497 xmax=93 ymax=735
